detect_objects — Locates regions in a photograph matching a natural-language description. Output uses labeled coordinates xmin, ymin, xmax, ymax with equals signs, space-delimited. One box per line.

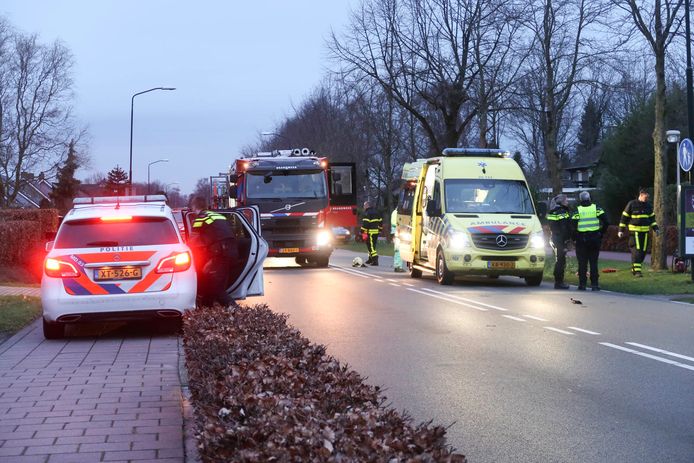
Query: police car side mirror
xmin=45 ymin=241 xmax=54 ymax=252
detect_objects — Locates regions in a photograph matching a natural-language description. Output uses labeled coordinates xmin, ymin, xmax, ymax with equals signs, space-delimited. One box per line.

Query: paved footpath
xmin=0 ymin=287 xmax=190 ymax=463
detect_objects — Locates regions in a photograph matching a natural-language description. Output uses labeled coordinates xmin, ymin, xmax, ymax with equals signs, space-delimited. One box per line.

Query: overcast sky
xmin=1 ymin=0 xmax=355 ymax=193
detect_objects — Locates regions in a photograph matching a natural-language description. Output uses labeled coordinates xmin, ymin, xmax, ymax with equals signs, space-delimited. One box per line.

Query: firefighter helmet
xmin=352 ymin=257 xmax=364 ymax=267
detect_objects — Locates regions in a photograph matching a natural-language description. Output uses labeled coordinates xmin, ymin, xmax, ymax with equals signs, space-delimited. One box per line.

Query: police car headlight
xmin=449 ymin=232 xmax=470 ymax=250
xmin=529 ymin=232 xmax=545 ymax=249
xmin=316 ymin=230 xmax=332 ymax=247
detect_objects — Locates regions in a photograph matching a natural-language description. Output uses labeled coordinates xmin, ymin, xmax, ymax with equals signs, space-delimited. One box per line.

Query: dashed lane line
xmin=567 ymin=327 xmax=601 ymax=336
xmin=389 ymin=283 xmax=401 ymax=287
xmin=502 ymin=315 xmax=526 ymax=322
xmin=600 ymin=343 xmax=694 ymax=372
xmin=407 ymin=288 xmax=488 ymax=311
xmin=523 ymin=315 xmax=548 ymax=322
xmin=625 ymin=342 xmax=694 ymax=363
xmin=330 ymin=266 xmax=370 ymax=279
xmin=403 ymin=283 xmax=414 ymax=287
xmin=543 ymin=326 xmax=575 ymax=335
xmin=420 ymin=287 xmax=508 ymax=311
xmin=374 ymin=279 xmax=384 ymax=283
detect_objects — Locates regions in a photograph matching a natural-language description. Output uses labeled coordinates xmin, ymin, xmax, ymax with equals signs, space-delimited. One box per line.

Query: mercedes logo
xmin=284 ymin=204 xmax=291 ymax=211
xmin=495 ymin=235 xmax=508 ymax=248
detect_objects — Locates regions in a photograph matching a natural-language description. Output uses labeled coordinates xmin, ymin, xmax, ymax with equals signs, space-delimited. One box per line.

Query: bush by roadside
xmin=183 ymin=304 xmax=466 ymax=462
xmin=0 ymin=209 xmax=59 ymax=283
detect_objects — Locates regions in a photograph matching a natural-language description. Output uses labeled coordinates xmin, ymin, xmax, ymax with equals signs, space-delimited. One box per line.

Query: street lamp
xmin=261 ymin=131 xmax=291 ymax=149
xmin=147 ymin=159 xmax=169 ymax=194
xmin=129 ymin=87 xmax=176 ymax=190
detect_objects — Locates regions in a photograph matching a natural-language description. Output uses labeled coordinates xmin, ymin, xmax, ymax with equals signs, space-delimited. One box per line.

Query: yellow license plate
xmin=94 ymin=267 xmax=142 ymax=281
xmin=487 ymin=261 xmax=515 ymax=269
xmin=279 ymin=247 xmax=300 ymax=254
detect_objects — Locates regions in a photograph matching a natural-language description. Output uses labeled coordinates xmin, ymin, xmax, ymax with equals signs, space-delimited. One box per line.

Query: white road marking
xmin=407 ymin=288 xmax=488 ymax=311
xmin=567 ymin=326 xmax=601 ymax=336
xmin=502 ymin=315 xmax=526 ymax=322
xmin=600 ymin=343 xmax=694 ymax=372
xmin=420 ymin=288 xmax=508 ymax=311
xmin=543 ymin=326 xmax=575 ymax=335
xmin=386 ymin=279 xmax=399 ymax=282
xmin=523 ymin=315 xmax=548 ymax=322
xmin=625 ymin=342 xmax=694 ymax=363
xmin=330 ymin=266 xmax=370 ymax=279
xmin=374 ymin=279 xmax=384 ymax=283
xmin=403 ymin=283 xmax=414 ymax=287
xmin=389 ymin=283 xmax=400 ymax=287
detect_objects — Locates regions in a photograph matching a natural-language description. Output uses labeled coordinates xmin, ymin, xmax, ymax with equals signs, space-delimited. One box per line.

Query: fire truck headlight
xmin=449 ymin=232 xmax=470 ymax=250
xmin=529 ymin=232 xmax=545 ymax=249
xmin=316 ymin=230 xmax=332 ymax=247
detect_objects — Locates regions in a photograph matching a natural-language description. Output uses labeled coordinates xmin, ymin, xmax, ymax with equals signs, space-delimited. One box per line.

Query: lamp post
xmin=261 ymin=131 xmax=291 ymax=149
xmin=129 ymin=87 xmax=176 ymax=190
xmin=147 ymin=159 xmax=169 ymax=194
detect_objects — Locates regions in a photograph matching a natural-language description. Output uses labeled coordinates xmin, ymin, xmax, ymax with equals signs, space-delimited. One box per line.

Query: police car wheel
xmin=436 ymin=250 xmax=454 ymax=285
xmin=43 ymin=318 xmax=64 ymax=340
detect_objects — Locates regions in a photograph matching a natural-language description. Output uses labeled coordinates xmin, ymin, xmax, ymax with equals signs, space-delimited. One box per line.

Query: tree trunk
xmin=651 ymin=53 xmax=668 ymax=270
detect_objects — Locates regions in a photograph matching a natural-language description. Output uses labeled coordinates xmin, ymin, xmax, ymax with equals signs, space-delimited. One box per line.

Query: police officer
xmin=361 ymin=201 xmax=383 ymax=265
xmin=190 ymin=197 xmax=237 ymax=306
xmin=618 ymin=189 xmax=660 ymax=277
xmin=547 ymin=194 xmax=572 ymax=289
xmin=571 ymin=191 xmax=609 ymax=291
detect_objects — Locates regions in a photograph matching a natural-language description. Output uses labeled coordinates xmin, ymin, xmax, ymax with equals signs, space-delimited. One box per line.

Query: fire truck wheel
xmin=295 ymin=257 xmax=308 ymax=266
xmin=313 ymin=256 xmax=330 ymax=268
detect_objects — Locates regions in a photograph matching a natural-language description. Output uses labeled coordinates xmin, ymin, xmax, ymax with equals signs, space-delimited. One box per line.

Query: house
xmin=539 ymin=145 xmax=601 ymax=201
xmin=2 ymin=175 xmax=54 ymax=208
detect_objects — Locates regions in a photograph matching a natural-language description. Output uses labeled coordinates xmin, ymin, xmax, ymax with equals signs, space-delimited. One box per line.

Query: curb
xmin=178 ymin=336 xmax=202 ymax=463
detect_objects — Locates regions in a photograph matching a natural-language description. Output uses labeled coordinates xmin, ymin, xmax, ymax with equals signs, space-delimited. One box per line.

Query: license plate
xmin=279 ymin=247 xmax=300 ymax=254
xmin=487 ymin=261 xmax=515 ymax=269
xmin=94 ymin=267 xmax=142 ymax=281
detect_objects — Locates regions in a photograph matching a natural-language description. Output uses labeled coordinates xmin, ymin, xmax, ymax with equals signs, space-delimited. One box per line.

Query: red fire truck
xmin=227 ymin=148 xmax=356 ymax=267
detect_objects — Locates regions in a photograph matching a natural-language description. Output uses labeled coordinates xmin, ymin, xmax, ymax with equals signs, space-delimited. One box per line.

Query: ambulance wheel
xmin=524 ymin=274 xmax=543 ymax=287
xmin=408 ymin=262 xmax=422 ymax=278
xmin=43 ymin=318 xmax=64 ymax=340
xmin=436 ymin=250 xmax=454 ymax=285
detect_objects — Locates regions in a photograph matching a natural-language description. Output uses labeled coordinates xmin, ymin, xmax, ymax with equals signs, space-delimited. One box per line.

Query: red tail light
xmin=101 ymin=215 xmax=132 ymax=222
xmin=45 ymin=258 xmax=80 ymax=278
xmin=156 ymin=251 xmax=191 ymax=274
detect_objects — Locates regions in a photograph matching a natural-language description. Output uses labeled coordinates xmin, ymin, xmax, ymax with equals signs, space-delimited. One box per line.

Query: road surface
xmin=255 ymin=249 xmax=694 ymax=463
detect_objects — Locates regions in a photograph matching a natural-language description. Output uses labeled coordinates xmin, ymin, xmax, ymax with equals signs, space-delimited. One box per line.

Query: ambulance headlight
xmin=449 ymin=232 xmax=470 ymax=250
xmin=529 ymin=232 xmax=545 ymax=249
xmin=398 ymin=231 xmax=412 ymax=243
xmin=316 ymin=230 xmax=332 ymax=247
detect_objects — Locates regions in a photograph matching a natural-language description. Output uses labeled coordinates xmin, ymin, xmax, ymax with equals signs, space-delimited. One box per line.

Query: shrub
xmin=0 ymin=209 xmax=59 ymax=238
xmin=0 ymin=221 xmax=41 ymax=265
xmin=184 ymin=304 xmax=466 ymax=463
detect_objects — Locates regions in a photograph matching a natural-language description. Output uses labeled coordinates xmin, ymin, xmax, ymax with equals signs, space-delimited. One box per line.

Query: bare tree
xmin=511 ymin=0 xmax=610 ymax=195
xmin=0 ymin=19 xmax=79 ymax=208
xmin=612 ymin=0 xmax=683 ymax=269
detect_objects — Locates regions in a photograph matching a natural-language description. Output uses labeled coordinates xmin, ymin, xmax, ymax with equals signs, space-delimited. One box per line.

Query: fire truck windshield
xmin=247 ymin=171 xmax=327 ymax=199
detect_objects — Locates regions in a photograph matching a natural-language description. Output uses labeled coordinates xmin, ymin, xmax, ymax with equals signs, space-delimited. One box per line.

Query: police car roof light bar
xmin=442 ymin=148 xmax=510 ymax=157
xmin=73 ymin=195 xmax=167 ymax=206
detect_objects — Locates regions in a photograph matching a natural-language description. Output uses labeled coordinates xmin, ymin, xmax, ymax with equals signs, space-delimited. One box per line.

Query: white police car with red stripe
xmin=41 ymin=195 xmax=267 ymax=339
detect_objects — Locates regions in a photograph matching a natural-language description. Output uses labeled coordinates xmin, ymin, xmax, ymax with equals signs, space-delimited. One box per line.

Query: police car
xmin=41 ymin=195 xmax=267 ymax=339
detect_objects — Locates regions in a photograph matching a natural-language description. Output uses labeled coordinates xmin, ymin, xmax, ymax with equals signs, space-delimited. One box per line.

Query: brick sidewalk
xmin=0 ymin=319 xmax=187 ymax=462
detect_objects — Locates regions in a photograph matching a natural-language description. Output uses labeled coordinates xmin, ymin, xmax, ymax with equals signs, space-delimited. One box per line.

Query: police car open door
xmin=184 ymin=206 xmax=268 ymax=300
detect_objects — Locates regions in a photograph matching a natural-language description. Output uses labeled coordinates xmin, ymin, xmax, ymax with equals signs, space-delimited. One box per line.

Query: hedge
xmin=184 ymin=304 xmax=466 ymax=462
xmin=0 ymin=220 xmax=42 ymax=265
xmin=0 ymin=209 xmax=58 ymax=238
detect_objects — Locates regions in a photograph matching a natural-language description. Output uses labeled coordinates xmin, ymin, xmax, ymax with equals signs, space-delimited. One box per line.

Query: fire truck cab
xmin=228 ymin=148 xmax=354 ymax=267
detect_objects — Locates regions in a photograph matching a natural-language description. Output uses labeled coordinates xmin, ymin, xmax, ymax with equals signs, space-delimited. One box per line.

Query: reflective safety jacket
xmin=546 ymin=205 xmax=572 ymax=245
xmin=571 ymin=201 xmax=608 ymax=236
xmin=192 ymin=211 xmax=234 ymax=248
xmin=619 ymin=199 xmax=658 ymax=234
xmin=361 ymin=207 xmax=383 ymax=235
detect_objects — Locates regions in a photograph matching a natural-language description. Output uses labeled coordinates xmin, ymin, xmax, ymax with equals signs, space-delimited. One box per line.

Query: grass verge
xmin=336 ymin=239 xmax=395 ymax=257
xmin=543 ymin=255 xmax=694 ymax=295
xmin=0 ymin=296 xmax=41 ymax=334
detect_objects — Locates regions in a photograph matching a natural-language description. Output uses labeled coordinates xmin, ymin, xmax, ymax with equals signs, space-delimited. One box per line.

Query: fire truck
xmin=226 ymin=148 xmax=356 ymax=267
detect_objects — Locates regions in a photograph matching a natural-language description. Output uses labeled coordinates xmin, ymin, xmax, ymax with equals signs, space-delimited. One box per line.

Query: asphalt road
xmin=255 ymin=249 xmax=694 ymax=463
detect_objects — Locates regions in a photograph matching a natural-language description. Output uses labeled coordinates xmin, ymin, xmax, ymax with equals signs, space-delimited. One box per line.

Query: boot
xmin=370 ymin=256 xmax=379 ymax=266
xmin=554 ymin=281 xmax=570 ymax=290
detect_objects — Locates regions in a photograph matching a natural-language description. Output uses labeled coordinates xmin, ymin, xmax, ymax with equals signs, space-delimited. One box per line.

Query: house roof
xmin=564 ymin=145 xmax=601 ymax=171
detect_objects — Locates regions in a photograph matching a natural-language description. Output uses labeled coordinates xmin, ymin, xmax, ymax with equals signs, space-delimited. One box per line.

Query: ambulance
xmin=397 ymin=148 xmax=545 ymax=285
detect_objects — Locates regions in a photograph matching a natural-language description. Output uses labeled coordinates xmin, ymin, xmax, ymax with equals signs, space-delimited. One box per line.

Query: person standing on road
xmin=189 ymin=196 xmax=238 ymax=306
xmin=571 ymin=191 xmax=609 ymax=291
xmin=391 ymin=208 xmax=404 ymax=272
xmin=618 ymin=189 xmax=660 ymax=277
xmin=547 ymin=194 xmax=572 ymax=289
xmin=361 ymin=201 xmax=383 ymax=266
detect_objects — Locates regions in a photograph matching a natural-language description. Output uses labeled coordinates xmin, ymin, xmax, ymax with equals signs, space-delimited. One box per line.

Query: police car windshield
xmin=246 ymin=171 xmax=327 ymax=199
xmin=444 ymin=179 xmax=535 ymax=214
xmin=54 ymin=217 xmax=179 ymax=249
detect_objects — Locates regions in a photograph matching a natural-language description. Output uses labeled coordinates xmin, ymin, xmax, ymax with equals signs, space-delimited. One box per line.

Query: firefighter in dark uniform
xmin=547 ymin=194 xmax=572 ymax=289
xmin=618 ymin=189 xmax=660 ymax=277
xmin=571 ymin=191 xmax=609 ymax=291
xmin=361 ymin=201 xmax=383 ymax=266
xmin=190 ymin=197 xmax=238 ymax=306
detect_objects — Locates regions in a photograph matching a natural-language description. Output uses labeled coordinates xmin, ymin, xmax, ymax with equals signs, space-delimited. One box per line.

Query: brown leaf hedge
xmin=183 ymin=304 xmax=466 ymax=463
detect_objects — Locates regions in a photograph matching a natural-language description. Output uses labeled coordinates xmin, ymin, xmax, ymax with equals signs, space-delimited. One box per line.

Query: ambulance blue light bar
xmin=442 ymin=148 xmax=510 ymax=157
